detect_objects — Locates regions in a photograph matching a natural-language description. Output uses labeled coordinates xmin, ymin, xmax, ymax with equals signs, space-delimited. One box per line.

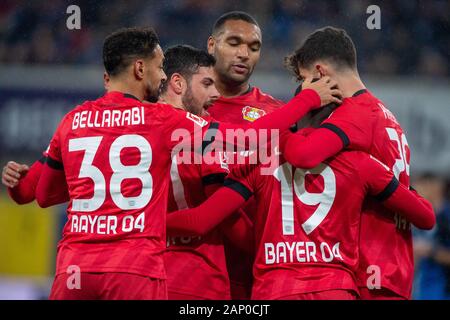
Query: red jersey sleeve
xmin=222 ymin=163 xmax=258 ymax=200
xmin=200 ymin=151 xmax=229 ymax=186
xmin=7 ymin=156 xmax=45 ymax=204
xmin=320 ymin=101 xmax=375 ymax=151
xmin=280 ymin=128 xmax=344 ymax=169
xmin=357 ymin=154 xmax=435 ymax=229
xmin=357 ymin=154 xmax=398 ymax=197
xmin=166 ymin=164 xmax=257 ymax=237
xmin=35 ymin=118 xmax=70 ymax=207
xmin=166 ymin=186 xmax=248 ymax=236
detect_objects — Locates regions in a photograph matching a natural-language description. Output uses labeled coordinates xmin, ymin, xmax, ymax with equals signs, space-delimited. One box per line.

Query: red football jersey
xmin=208 ymin=87 xmax=284 ymax=125
xmin=225 ymin=150 xmax=399 ymax=299
xmin=207 ymin=86 xmax=284 ymax=297
xmin=321 ymin=89 xmax=412 ymax=298
xmin=46 ymin=91 xmax=215 ymax=280
xmin=165 ymin=148 xmax=231 ymax=299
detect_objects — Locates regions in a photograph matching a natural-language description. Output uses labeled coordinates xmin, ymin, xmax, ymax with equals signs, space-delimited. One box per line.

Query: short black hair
xmin=161 ymin=45 xmax=216 ymax=92
xmin=285 ymin=26 xmax=357 ymax=79
xmin=103 ymin=27 xmax=160 ymax=76
xmin=293 ymin=82 xmax=338 ymax=130
xmin=212 ymin=11 xmax=259 ymax=36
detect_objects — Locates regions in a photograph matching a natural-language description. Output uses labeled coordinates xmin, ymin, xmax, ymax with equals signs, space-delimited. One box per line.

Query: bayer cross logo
xmin=242 ymin=106 xmax=266 ymax=122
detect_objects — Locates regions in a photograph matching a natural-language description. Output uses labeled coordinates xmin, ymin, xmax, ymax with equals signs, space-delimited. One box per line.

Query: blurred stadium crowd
xmin=0 ymin=0 xmax=449 ymax=76
xmin=413 ymin=173 xmax=450 ymax=299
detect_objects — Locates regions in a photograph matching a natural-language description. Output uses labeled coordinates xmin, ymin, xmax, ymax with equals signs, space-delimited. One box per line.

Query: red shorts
xmin=276 ymin=289 xmax=358 ymax=300
xmin=49 ymin=272 xmax=167 ymax=300
xmin=359 ymin=287 xmax=407 ymax=300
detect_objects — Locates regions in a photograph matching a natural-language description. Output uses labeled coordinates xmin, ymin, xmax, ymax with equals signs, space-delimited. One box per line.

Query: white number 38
xmin=69 ymin=134 xmax=153 ymax=212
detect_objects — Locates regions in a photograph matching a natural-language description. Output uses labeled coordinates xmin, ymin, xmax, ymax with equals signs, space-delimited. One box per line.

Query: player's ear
xmin=207 ymin=36 xmax=215 ymax=55
xmin=103 ymin=72 xmax=110 ymax=90
xmin=134 ymin=59 xmax=145 ymax=80
xmin=170 ymin=73 xmax=184 ymax=95
xmin=316 ymin=63 xmax=330 ymax=78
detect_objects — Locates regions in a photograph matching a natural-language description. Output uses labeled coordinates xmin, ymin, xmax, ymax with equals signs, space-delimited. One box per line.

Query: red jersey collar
xmin=104 ymin=91 xmax=142 ymax=102
xmin=352 ymin=89 xmax=368 ymax=97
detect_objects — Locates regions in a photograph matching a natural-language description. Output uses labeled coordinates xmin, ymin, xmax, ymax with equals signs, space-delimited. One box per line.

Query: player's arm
xmin=167 ymin=170 xmax=256 ymax=237
xmin=281 ymin=128 xmax=345 ymax=169
xmin=35 ymin=127 xmax=69 ymax=208
xmin=166 ymin=184 xmax=250 ymax=236
xmin=226 ymin=77 xmax=341 ymax=132
xmin=382 ymin=182 xmax=435 ymax=230
xmin=361 ymin=156 xmax=435 ymax=230
xmin=2 ymin=159 xmax=40 ymax=204
xmin=167 ymin=77 xmax=341 ymax=155
xmin=201 ymin=150 xmax=254 ymax=253
xmin=204 ymin=183 xmax=254 ymax=254
xmin=281 ymin=94 xmax=372 ymax=169
xmin=197 ymin=77 xmax=341 ymax=154
xmin=219 ymin=209 xmax=254 ymax=254
xmin=35 ymin=156 xmax=69 ymax=208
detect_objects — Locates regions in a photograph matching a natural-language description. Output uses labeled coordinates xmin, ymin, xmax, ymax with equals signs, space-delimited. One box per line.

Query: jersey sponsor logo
xmin=265 ymin=241 xmax=344 ymax=265
xmin=69 ymin=212 xmax=145 ymax=235
xmin=186 ymin=112 xmax=209 ymax=127
xmin=242 ymin=106 xmax=266 ymax=122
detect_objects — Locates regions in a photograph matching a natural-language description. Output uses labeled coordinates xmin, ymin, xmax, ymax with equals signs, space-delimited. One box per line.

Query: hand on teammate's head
xmin=302 ymin=76 xmax=342 ymax=107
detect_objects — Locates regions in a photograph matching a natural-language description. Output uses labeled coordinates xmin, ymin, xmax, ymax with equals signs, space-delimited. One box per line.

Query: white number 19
xmin=274 ymin=163 xmax=336 ymax=235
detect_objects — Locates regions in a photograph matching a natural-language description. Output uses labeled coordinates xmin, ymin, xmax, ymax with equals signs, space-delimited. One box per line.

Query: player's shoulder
xmin=142 ymin=101 xmax=182 ymax=120
xmin=323 ymin=93 xmax=378 ymax=125
xmin=340 ymin=150 xmax=389 ymax=171
xmin=201 ymin=113 xmax=215 ymax=122
xmin=353 ymin=91 xmax=396 ymax=118
xmin=150 ymin=102 xmax=211 ymax=127
xmin=252 ymin=87 xmax=284 ymax=107
xmin=143 ymin=101 xmax=174 ymax=112
xmin=326 ymin=149 xmax=369 ymax=167
xmin=57 ymin=99 xmax=93 ymax=128
xmin=336 ymin=150 xmax=371 ymax=161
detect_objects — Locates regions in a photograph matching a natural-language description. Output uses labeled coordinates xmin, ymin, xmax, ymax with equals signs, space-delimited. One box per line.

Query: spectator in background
xmin=413 ymin=173 xmax=450 ymax=300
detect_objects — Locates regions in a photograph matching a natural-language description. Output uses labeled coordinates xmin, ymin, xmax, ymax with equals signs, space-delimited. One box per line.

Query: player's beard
xmin=146 ymin=81 xmax=163 ymax=103
xmin=181 ymin=84 xmax=202 ymax=116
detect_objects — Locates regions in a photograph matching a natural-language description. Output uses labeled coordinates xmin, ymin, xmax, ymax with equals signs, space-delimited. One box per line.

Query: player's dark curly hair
xmin=285 ymin=26 xmax=357 ymax=80
xmin=212 ymin=11 xmax=259 ymax=36
xmin=103 ymin=27 xmax=160 ymax=76
xmin=160 ymin=45 xmax=216 ymax=93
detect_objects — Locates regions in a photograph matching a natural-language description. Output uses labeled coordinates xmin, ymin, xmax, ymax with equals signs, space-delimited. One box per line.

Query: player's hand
xmin=1 ymin=161 xmax=29 ymax=188
xmin=302 ymin=76 xmax=342 ymax=107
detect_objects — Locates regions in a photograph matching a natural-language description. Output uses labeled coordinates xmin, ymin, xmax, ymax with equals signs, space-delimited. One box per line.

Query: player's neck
xmin=215 ymin=80 xmax=251 ymax=98
xmin=158 ymin=92 xmax=184 ymax=110
xmin=335 ymin=72 xmax=366 ymax=98
xmin=107 ymin=78 xmax=145 ymax=101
